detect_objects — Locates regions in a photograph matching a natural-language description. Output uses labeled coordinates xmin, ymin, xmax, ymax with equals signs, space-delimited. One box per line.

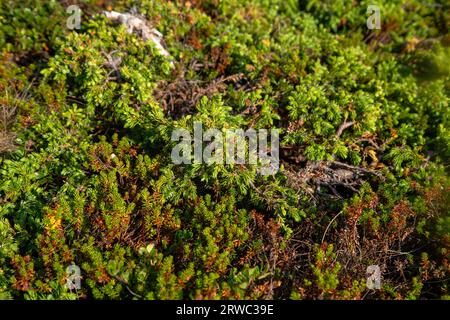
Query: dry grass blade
xmin=0 ymin=84 xmax=32 ymax=154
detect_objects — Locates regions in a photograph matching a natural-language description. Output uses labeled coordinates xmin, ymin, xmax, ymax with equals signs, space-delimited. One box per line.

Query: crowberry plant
xmin=0 ymin=0 xmax=448 ymax=300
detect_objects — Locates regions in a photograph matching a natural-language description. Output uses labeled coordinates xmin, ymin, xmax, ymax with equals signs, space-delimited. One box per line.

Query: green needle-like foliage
xmin=0 ymin=0 xmax=448 ymax=300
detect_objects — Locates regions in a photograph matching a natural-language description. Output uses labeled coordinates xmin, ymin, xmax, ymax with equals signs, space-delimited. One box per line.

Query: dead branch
xmin=284 ymin=160 xmax=381 ymax=199
xmin=154 ymin=73 xmax=244 ymax=118
xmin=336 ymin=121 xmax=354 ymax=138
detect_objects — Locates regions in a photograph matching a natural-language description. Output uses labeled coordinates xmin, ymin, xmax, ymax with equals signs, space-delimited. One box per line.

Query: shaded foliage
xmin=0 ymin=0 xmax=448 ymax=300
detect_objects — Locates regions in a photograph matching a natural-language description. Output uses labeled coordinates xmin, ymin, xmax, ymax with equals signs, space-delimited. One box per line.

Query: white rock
xmin=103 ymin=10 xmax=173 ymax=66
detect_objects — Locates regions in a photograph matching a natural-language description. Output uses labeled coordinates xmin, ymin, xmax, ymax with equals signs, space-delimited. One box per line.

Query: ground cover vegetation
xmin=0 ymin=0 xmax=449 ymax=300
